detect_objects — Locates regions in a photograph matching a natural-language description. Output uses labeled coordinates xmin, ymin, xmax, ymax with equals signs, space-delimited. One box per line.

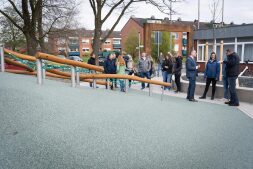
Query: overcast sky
xmin=79 ymin=0 xmax=253 ymax=31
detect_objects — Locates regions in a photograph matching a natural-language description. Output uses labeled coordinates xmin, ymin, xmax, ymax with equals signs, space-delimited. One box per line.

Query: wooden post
xmin=205 ymin=42 xmax=209 ymax=64
xmin=219 ymin=40 xmax=224 ymax=81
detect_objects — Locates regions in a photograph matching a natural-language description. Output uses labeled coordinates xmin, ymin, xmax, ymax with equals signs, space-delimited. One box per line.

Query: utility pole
xmin=138 ymin=32 xmax=141 ymax=59
xmin=170 ymin=0 xmax=172 ymax=23
xmin=157 ymin=31 xmax=160 ymax=59
xmin=221 ymin=0 xmax=224 ymax=27
xmin=198 ymin=0 xmax=200 ymax=29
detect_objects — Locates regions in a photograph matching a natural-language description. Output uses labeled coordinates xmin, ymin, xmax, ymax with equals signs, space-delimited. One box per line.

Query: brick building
xmin=121 ymin=17 xmax=209 ymax=56
xmin=48 ymin=29 xmax=121 ymax=57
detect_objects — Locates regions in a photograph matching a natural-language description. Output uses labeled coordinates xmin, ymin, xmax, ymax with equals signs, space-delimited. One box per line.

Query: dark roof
xmin=131 ymin=17 xmax=210 ymax=30
xmin=194 ymin=23 xmax=253 ymax=40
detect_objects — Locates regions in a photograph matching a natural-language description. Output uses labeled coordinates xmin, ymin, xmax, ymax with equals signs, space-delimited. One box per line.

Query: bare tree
xmin=0 ymin=0 xmax=79 ymax=55
xmin=0 ymin=7 xmax=25 ymax=50
xmin=209 ymin=0 xmax=222 ymax=51
xmin=88 ymin=0 xmax=182 ymax=65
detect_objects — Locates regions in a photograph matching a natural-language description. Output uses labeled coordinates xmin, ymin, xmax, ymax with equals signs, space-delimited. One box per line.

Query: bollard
xmin=93 ymin=78 xmax=97 ymax=89
xmin=107 ymin=79 xmax=110 ymax=90
xmin=0 ymin=47 xmax=5 ymax=72
xmin=36 ymin=59 xmax=42 ymax=85
xmin=92 ymin=70 xmax=96 ymax=89
xmin=149 ymin=83 xmax=152 ymax=96
xmin=76 ymin=70 xmax=80 ymax=86
xmin=42 ymin=60 xmax=46 ymax=80
xmin=161 ymin=86 xmax=165 ymax=101
xmin=71 ymin=66 xmax=76 ymax=87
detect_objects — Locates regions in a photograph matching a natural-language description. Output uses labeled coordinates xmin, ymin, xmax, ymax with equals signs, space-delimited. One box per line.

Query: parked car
xmin=69 ymin=56 xmax=83 ymax=62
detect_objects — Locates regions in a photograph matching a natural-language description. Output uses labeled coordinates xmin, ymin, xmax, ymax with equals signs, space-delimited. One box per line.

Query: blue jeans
xmin=228 ymin=76 xmax=239 ymax=104
xmin=162 ymin=71 xmax=172 ymax=90
xmin=222 ymin=76 xmax=230 ymax=99
xmin=187 ymin=77 xmax=196 ymax=99
xmin=157 ymin=63 xmax=162 ymax=77
xmin=119 ymin=79 xmax=125 ymax=91
xmin=140 ymin=71 xmax=151 ymax=88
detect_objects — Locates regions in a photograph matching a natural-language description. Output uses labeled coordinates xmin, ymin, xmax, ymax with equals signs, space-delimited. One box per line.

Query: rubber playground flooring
xmin=0 ymin=73 xmax=253 ymax=169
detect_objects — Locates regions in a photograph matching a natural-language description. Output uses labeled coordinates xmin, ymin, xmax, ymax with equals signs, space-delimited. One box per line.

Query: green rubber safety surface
xmin=0 ymin=73 xmax=253 ymax=169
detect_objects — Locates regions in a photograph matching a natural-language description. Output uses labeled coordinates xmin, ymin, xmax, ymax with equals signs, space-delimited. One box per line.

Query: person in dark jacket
xmin=162 ymin=53 xmax=173 ymax=90
xmin=88 ymin=54 xmax=96 ymax=87
xmin=223 ymin=49 xmax=240 ymax=106
xmin=173 ymin=54 xmax=182 ymax=93
xmin=199 ymin=52 xmax=220 ymax=100
xmin=104 ymin=53 xmax=117 ymax=90
xmin=186 ymin=50 xmax=199 ymax=102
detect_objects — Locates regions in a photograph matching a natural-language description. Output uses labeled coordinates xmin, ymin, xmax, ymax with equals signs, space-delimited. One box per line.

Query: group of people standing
xmin=88 ymin=47 xmax=240 ymax=107
xmin=186 ymin=48 xmax=240 ymax=106
xmin=157 ymin=52 xmax=182 ymax=92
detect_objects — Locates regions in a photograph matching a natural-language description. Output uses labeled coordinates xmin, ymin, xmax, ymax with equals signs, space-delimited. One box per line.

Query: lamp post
xmin=138 ymin=32 xmax=141 ymax=59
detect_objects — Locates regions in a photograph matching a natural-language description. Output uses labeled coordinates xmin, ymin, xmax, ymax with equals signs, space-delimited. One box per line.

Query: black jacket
xmin=162 ymin=59 xmax=173 ymax=73
xmin=88 ymin=57 xmax=95 ymax=65
xmin=174 ymin=57 xmax=182 ymax=75
xmin=104 ymin=58 xmax=116 ymax=74
xmin=223 ymin=52 xmax=240 ymax=77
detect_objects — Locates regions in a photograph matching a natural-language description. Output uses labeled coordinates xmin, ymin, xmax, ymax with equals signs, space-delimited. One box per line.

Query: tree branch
xmin=89 ymin=0 xmax=97 ymax=15
xmin=7 ymin=0 xmax=23 ymax=19
xmin=102 ymin=1 xmax=132 ymax=42
xmin=101 ymin=0 xmax=125 ymax=23
xmin=0 ymin=9 xmax=23 ymax=32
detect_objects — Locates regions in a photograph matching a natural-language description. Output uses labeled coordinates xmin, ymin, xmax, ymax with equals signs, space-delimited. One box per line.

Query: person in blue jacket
xmin=104 ymin=53 xmax=117 ymax=90
xmin=199 ymin=52 xmax=220 ymax=100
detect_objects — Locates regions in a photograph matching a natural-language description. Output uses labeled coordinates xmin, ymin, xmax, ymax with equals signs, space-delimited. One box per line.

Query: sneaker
xmin=141 ymin=87 xmax=145 ymax=90
xmin=211 ymin=96 xmax=214 ymax=100
xmin=199 ymin=96 xmax=206 ymax=99
xmin=225 ymin=101 xmax=231 ymax=104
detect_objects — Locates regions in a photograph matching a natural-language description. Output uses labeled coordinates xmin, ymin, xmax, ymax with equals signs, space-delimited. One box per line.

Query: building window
xmin=244 ymin=44 xmax=253 ymax=62
xmin=103 ymin=48 xmax=111 ymax=51
xmin=58 ymin=47 xmax=66 ymax=52
xmin=113 ymin=39 xmax=121 ymax=44
xmin=174 ymin=44 xmax=179 ymax=52
xmin=69 ymin=37 xmax=79 ymax=44
xmin=82 ymin=48 xmax=90 ymax=52
xmin=82 ymin=39 xmax=89 ymax=44
xmin=57 ymin=38 xmax=66 ymax=45
xmin=172 ymin=33 xmax=179 ymax=39
xmin=104 ymin=39 xmax=111 ymax=44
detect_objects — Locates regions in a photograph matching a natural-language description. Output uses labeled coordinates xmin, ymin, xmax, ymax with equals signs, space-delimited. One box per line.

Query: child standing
xmin=116 ymin=55 xmax=126 ymax=92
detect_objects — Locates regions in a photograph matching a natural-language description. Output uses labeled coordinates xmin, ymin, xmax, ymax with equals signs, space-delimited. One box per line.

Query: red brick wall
xmin=121 ymin=19 xmax=144 ymax=52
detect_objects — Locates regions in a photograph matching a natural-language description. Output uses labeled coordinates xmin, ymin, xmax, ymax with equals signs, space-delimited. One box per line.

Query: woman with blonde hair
xmin=116 ymin=55 xmax=126 ymax=92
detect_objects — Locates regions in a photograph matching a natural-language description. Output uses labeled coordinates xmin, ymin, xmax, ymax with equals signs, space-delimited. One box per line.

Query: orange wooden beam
xmin=4 ymin=48 xmax=36 ymax=62
xmin=36 ymin=52 xmax=104 ymax=72
xmin=80 ymin=74 xmax=171 ymax=87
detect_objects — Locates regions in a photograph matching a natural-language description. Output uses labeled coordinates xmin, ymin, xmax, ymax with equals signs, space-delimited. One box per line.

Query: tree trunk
xmin=92 ymin=7 xmax=102 ymax=66
xmin=25 ymin=33 xmax=38 ymax=55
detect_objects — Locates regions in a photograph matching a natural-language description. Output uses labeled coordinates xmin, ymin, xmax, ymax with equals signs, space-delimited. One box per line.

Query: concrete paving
xmin=1 ymin=72 xmax=253 ymax=169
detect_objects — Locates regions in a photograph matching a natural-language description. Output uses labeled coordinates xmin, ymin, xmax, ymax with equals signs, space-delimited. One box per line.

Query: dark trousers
xmin=187 ymin=77 xmax=196 ymax=99
xmin=126 ymin=70 xmax=134 ymax=87
xmin=140 ymin=71 xmax=151 ymax=88
xmin=228 ymin=76 xmax=239 ymax=104
xmin=202 ymin=78 xmax=217 ymax=97
xmin=175 ymin=73 xmax=181 ymax=92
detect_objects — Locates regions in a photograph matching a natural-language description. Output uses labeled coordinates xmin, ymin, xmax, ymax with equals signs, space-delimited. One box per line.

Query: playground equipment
xmin=1 ymin=47 xmax=171 ymax=99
